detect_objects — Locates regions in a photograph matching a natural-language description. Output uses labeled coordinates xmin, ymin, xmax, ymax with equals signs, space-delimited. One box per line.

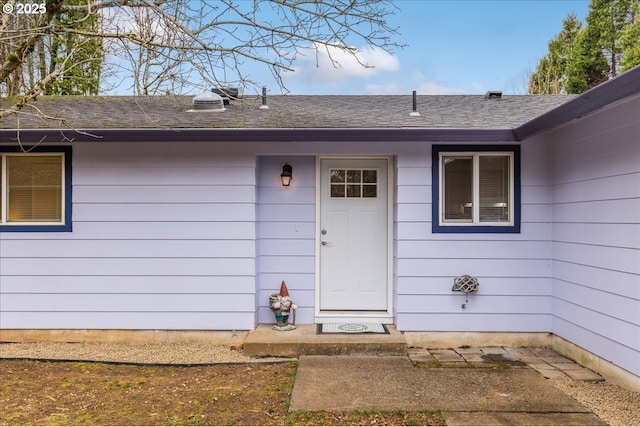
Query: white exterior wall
xmin=1 ymin=140 xmax=557 ymax=333
xmin=253 ymin=143 xmax=555 ymax=332
xmin=0 ymin=142 xmax=258 ymax=330
xmin=2 ymin=103 xmax=637 ymax=382
xmin=395 ymin=142 xmax=553 ymax=332
xmin=548 ymin=94 xmax=640 ymax=377
xmin=256 ymin=156 xmax=316 ymax=324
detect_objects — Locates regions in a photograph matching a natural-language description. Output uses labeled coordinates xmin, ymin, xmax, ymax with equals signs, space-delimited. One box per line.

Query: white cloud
xmin=412 ymin=71 xmax=427 ymax=81
xmin=365 ymin=82 xmax=405 ymax=94
xmin=287 ymin=43 xmax=400 ymax=83
xmin=409 ymin=69 xmax=465 ymax=95
xmin=415 ymin=81 xmax=465 ymax=95
xmin=359 ymin=78 xmax=465 ymax=95
xmin=471 ymin=82 xmax=485 ymax=93
xmin=282 ymin=46 xmax=467 ymax=95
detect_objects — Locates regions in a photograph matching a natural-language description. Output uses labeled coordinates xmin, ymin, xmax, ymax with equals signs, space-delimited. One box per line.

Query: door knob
xmin=321 ymin=240 xmax=330 ymax=246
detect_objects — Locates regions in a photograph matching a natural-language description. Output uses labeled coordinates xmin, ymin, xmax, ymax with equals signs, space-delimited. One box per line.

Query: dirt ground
xmin=0 ymin=359 xmax=445 ymax=426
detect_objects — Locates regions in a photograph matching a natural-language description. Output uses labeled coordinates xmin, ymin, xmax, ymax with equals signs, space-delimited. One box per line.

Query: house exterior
xmin=1 ymin=66 xmax=639 ymax=383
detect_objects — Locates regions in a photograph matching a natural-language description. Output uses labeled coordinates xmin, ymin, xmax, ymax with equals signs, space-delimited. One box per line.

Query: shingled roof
xmin=0 ymin=94 xmax=572 ymax=130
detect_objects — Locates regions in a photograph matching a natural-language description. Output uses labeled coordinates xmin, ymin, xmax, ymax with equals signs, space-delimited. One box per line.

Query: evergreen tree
xmin=565 ymin=28 xmax=610 ymax=93
xmin=620 ymin=0 xmax=640 ymax=72
xmin=45 ymin=0 xmax=103 ymax=95
xmin=528 ymin=0 xmax=639 ymax=94
xmin=585 ymin=0 xmax=636 ymax=77
xmin=529 ymin=14 xmax=582 ymax=94
xmin=0 ymin=0 xmax=102 ymax=97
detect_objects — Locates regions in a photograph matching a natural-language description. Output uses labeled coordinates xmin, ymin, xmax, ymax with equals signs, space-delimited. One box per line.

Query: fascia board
xmin=515 ymin=65 xmax=640 ymax=140
xmin=0 ymin=127 xmax=517 ymax=144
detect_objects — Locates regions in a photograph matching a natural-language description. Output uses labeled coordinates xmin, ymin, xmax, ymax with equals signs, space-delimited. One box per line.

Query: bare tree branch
xmin=2 ymin=0 xmax=403 ymax=123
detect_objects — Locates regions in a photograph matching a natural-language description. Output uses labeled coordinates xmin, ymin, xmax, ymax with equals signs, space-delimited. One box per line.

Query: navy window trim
xmin=432 ymin=144 xmax=521 ymax=234
xmin=0 ymin=146 xmax=72 ymax=232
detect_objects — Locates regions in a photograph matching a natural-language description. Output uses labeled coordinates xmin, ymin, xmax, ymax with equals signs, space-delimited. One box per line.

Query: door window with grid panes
xmin=330 ymin=168 xmax=378 ymax=198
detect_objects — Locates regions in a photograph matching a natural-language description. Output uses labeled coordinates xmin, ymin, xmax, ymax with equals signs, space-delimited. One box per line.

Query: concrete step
xmin=243 ymin=324 xmax=407 ymax=357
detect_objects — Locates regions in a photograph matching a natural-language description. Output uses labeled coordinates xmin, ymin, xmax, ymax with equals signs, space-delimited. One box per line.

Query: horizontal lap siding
xmin=256 ymin=156 xmax=316 ymax=324
xmin=550 ymin=94 xmax=640 ymax=377
xmin=1 ymin=258 xmax=254 ymax=276
xmin=0 ymin=142 xmax=257 ymax=330
xmin=396 ymin=142 xmax=552 ymax=332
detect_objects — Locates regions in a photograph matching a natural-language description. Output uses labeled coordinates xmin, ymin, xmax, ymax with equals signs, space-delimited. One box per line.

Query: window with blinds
xmin=479 ymin=155 xmax=510 ymax=222
xmin=1 ymin=154 xmax=64 ymax=224
xmin=439 ymin=151 xmax=514 ymax=226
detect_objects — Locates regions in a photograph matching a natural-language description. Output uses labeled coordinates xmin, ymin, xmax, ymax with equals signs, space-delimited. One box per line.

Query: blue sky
xmin=277 ymin=0 xmax=590 ymax=95
xmin=104 ymin=1 xmax=590 ymax=96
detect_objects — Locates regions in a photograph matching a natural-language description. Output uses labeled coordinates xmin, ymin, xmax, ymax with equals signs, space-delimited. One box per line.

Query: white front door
xmin=319 ymin=158 xmax=389 ymax=312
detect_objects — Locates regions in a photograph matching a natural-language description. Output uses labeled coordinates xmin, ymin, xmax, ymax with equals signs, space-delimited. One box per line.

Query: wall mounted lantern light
xmin=280 ymin=163 xmax=293 ymax=186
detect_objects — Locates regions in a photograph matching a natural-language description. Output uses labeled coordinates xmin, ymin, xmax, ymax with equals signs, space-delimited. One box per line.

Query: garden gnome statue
xmin=269 ymin=281 xmax=297 ymax=331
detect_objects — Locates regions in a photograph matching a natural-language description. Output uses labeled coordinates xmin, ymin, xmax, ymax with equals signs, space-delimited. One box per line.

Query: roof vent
xmin=485 ymin=91 xmax=502 ymax=100
xmin=259 ymin=87 xmax=269 ymax=110
xmin=189 ymin=91 xmax=225 ymax=112
xmin=409 ymin=90 xmax=420 ymax=116
xmin=212 ymin=87 xmax=243 ymax=105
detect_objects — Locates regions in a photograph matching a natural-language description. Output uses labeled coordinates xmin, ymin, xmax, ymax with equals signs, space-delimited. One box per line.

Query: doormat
xmin=317 ymin=323 xmax=389 ymax=334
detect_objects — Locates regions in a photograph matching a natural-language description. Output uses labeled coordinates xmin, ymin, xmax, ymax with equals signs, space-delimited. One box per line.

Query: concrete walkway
xmin=291 ymin=355 xmax=606 ymax=426
xmin=408 ymin=346 xmax=605 ymax=382
xmin=245 ymin=324 xmax=607 ymax=425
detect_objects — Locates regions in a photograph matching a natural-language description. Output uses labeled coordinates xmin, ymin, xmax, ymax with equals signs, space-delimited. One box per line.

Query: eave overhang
xmin=0 ymin=127 xmax=517 ymax=144
xmin=515 ymin=65 xmax=640 ymax=140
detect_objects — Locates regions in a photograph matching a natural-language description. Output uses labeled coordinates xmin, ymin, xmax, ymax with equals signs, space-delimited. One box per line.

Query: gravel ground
xmin=548 ymin=376 xmax=640 ymax=426
xmin=1 ymin=342 xmax=639 ymax=426
xmin=0 ymin=342 xmax=290 ymax=365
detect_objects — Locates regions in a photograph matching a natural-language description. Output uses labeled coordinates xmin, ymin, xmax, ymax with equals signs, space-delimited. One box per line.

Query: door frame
xmin=314 ymin=156 xmax=394 ymax=324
